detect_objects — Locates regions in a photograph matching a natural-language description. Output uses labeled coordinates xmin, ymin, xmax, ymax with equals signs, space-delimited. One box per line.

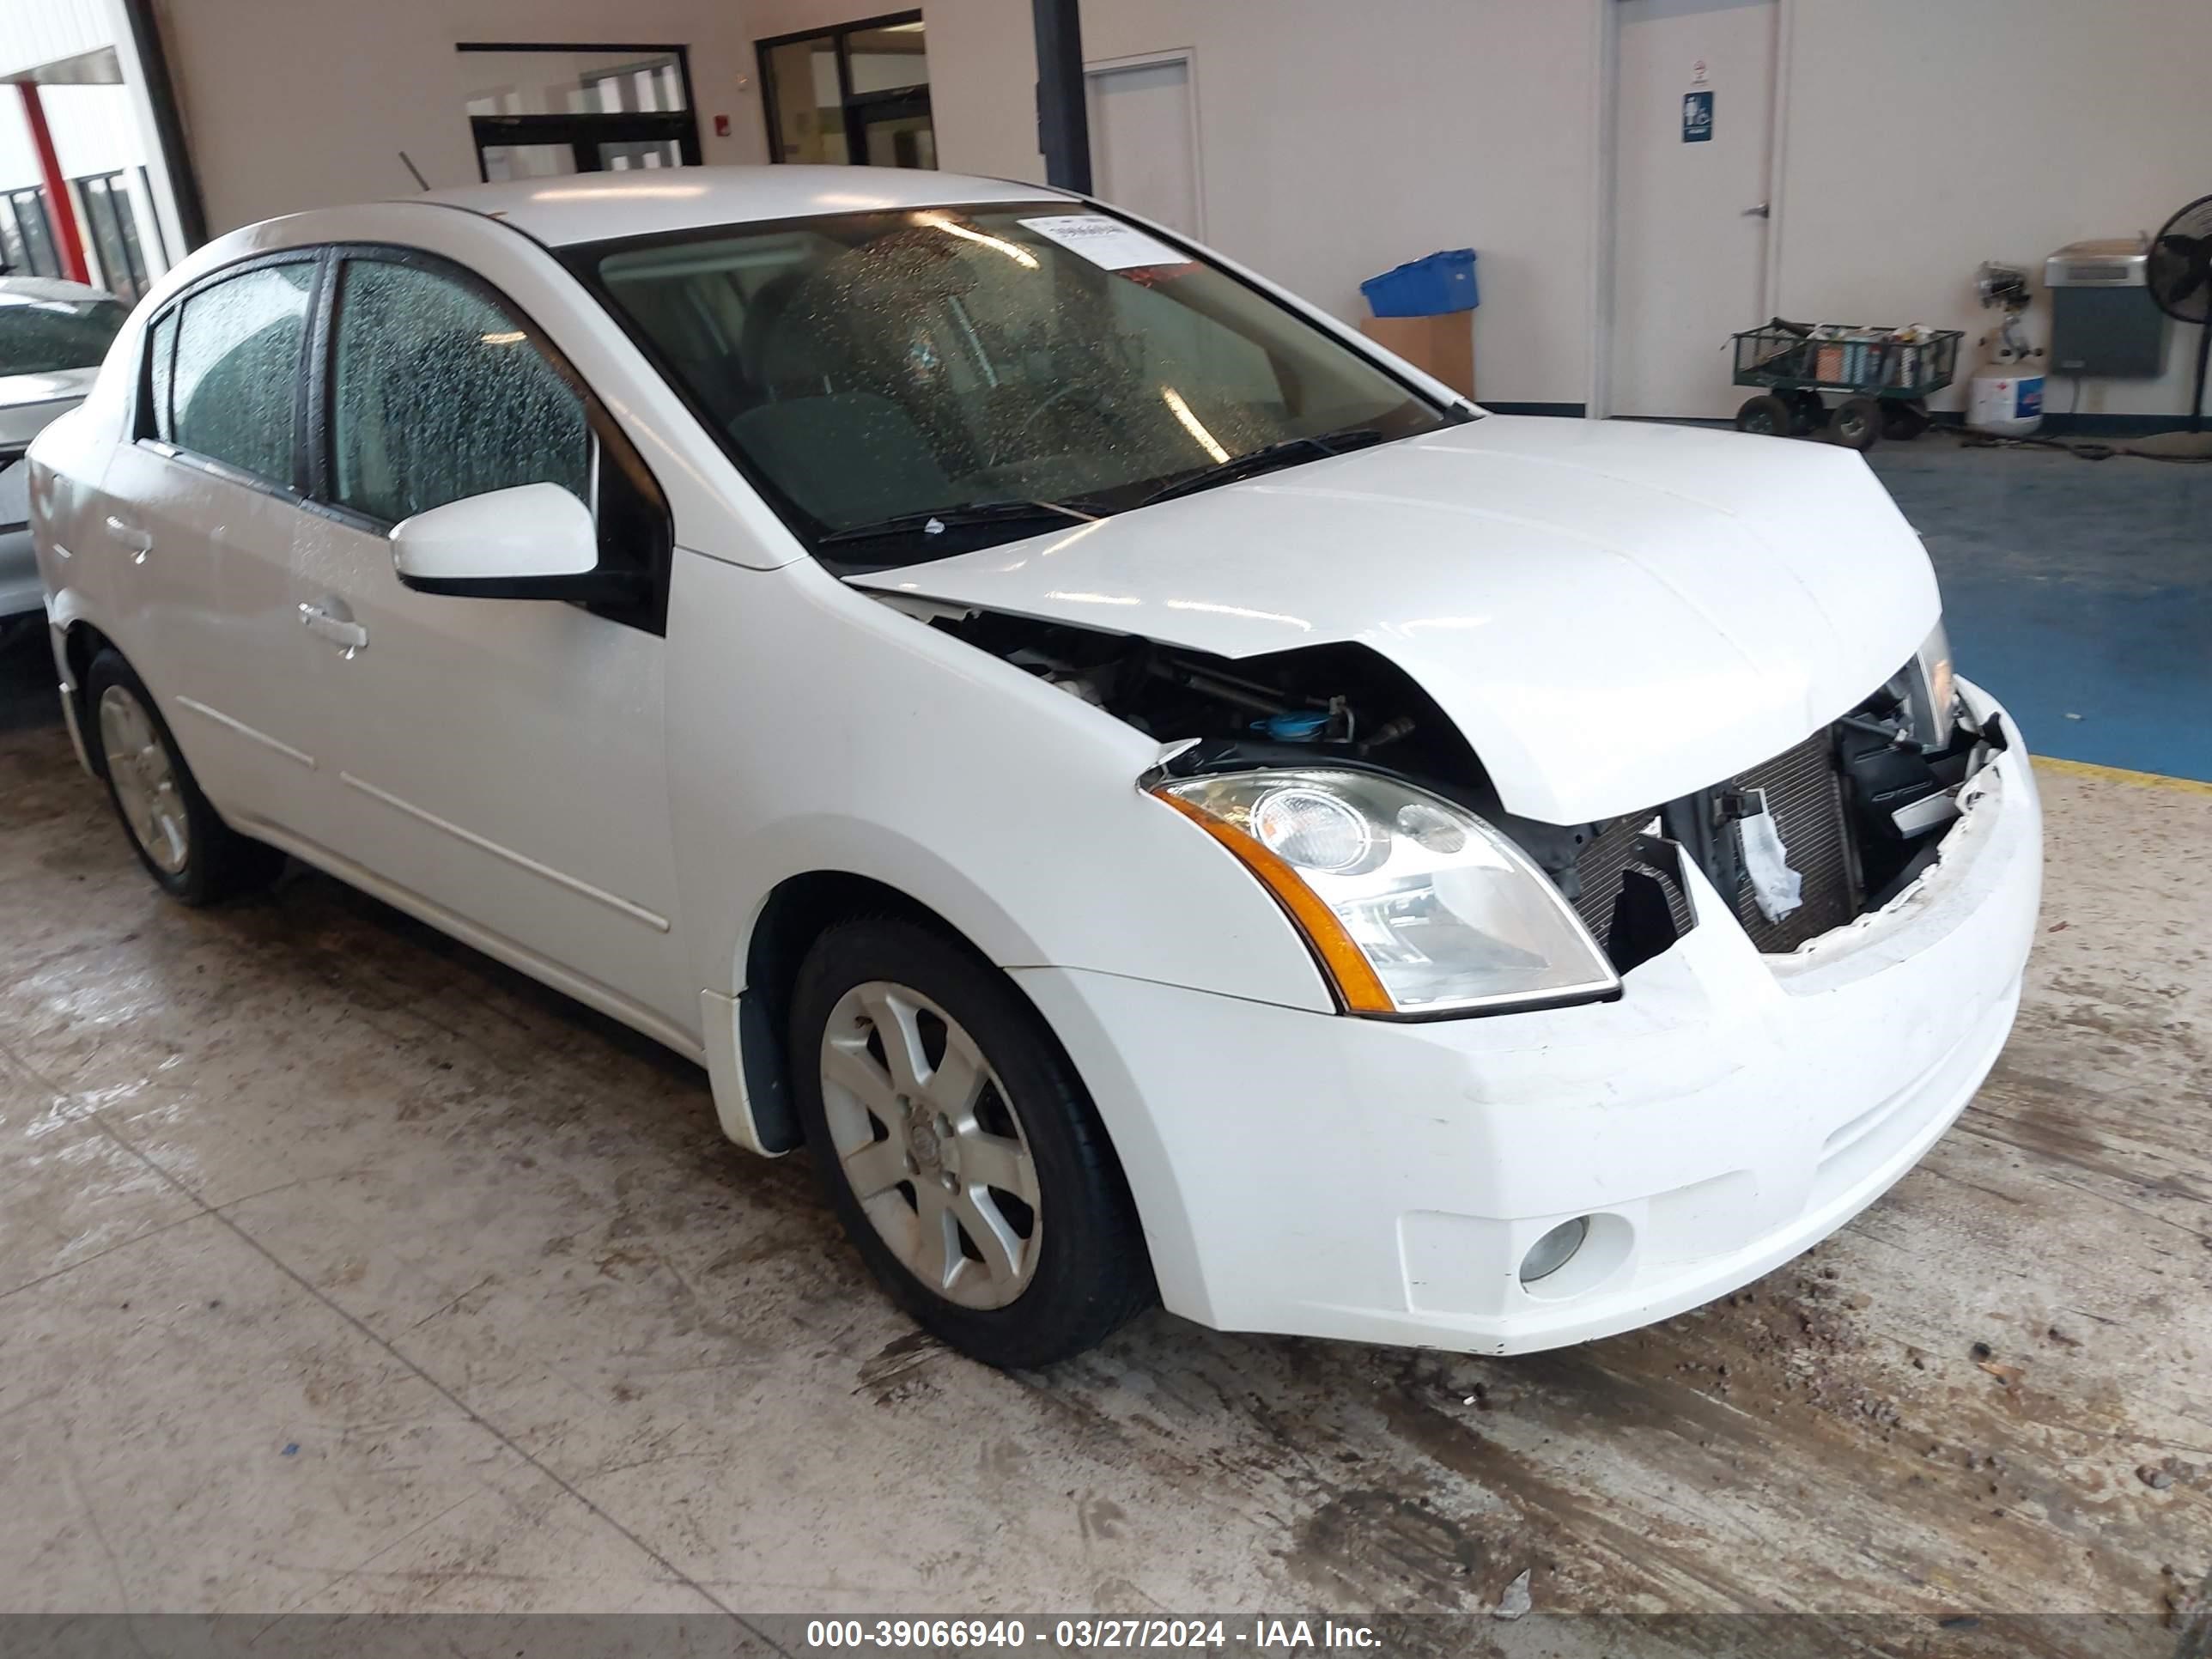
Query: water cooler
xmin=2045 ymin=238 xmax=2168 ymax=379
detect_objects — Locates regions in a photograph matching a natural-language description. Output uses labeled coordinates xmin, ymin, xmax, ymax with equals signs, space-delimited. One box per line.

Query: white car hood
xmin=848 ymin=415 xmax=1941 ymax=823
xmin=0 ymin=366 xmax=98 ymax=447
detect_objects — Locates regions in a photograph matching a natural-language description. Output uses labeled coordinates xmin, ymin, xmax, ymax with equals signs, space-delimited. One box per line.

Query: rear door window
xmin=163 ymin=263 xmax=313 ymax=486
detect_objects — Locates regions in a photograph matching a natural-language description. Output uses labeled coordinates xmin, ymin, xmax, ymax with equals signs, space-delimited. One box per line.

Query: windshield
xmin=584 ymin=204 xmax=1457 ymax=564
xmin=0 ymin=290 xmax=127 ymax=378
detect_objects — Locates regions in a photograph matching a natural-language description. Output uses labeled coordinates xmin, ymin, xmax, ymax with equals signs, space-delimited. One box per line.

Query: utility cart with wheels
xmin=1729 ymin=321 xmax=1962 ymax=450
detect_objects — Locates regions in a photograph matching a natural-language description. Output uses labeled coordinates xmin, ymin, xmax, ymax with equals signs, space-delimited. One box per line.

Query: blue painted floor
xmin=1869 ymin=439 xmax=2212 ymax=781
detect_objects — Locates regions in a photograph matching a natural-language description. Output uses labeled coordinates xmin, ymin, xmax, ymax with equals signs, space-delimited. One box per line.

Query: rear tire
xmin=85 ymin=649 xmax=285 ymax=905
xmin=789 ymin=915 xmax=1155 ymax=1368
xmin=1735 ymin=393 xmax=1793 ymax=436
xmin=1831 ymin=396 xmax=1883 ymax=450
xmin=1788 ymin=390 xmax=1829 ymax=435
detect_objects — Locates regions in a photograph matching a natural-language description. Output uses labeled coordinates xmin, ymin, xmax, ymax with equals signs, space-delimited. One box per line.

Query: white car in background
xmin=28 ymin=168 xmax=2042 ymax=1368
xmin=0 ymin=277 xmax=126 ymax=635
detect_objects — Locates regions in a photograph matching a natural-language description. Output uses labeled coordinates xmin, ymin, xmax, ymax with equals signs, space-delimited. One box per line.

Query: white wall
xmin=158 ymin=0 xmax=773 ymax=234
xmin=0 ymin=0 xmax=112 ymax=80
xmin=1079 ymin=1 xmax=1597 ymax=406
xmin=1775 ymin=0 xmax=2212 ymax=417
xmin=0 ymin=100 xmax=44 ymax=196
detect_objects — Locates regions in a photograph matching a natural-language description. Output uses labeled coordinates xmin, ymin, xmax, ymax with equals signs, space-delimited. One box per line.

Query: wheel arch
xmin=59 ymin=617 xmax=116 ymax=774
xmin=719 ymin=868 xmax=1035 ymax=1157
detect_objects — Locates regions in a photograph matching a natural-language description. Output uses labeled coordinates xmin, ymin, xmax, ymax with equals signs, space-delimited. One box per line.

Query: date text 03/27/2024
xmin=803 ymin=1619 xmax=1382 ymax=1650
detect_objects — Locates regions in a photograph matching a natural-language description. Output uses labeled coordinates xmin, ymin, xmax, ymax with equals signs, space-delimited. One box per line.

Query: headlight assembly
xmin=1898 ymin=619 xmax=1959 ymax=751
xmin=1151 ymin=769 xmax=1621 ymax=1017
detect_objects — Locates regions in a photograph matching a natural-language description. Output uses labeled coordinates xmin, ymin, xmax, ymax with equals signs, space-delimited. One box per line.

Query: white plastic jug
xmin=1966 ymin=371 xmax=2045 ymax=437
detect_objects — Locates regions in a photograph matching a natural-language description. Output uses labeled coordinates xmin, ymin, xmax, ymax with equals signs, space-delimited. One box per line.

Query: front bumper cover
xmin=1015 ymin=680 xmax=2042 ymax=1353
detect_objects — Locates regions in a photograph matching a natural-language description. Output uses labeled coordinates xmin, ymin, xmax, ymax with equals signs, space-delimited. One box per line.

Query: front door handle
xmin=106 ymin=515 xmax=153 ymax=561
xmin=300 ymin=601 xmax=369 ymax=659
xmin=1742 ymin=202 xmax=1771 ymax=219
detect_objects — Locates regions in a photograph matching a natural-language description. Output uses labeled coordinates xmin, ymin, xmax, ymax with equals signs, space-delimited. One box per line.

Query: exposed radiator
xmin=1568 ymin=728 xmax=1861 ymax=960
xmin=1730 ymin=730 xmax=1859 ymax=952
xmin=1570 ymin=813 xmax=1692 ymax=945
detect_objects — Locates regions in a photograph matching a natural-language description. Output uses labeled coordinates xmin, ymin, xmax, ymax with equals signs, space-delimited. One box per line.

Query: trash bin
xmin=1359 ymin=249 xmax=1480 ymax=319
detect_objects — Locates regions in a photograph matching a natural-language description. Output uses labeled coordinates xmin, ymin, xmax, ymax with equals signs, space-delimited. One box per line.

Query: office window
xmin=2 ymin=189 xmax=61 ymax=280
xmin=76 ymin=172 xmax=152 ymax=301
xmin=758 ymin=14 xmax=934 ymax=170
xmin=457 ymin=44 xmax=701 ymax=183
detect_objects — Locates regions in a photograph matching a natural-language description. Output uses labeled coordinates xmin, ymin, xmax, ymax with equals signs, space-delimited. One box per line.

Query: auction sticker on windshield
xmin=1019 ymin=214 xmax=1190 ymax=270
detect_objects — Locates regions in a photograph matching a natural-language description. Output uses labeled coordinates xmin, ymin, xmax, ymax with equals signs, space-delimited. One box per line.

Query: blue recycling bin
xmin=1360 ymin=249 xmax=1480 ymax=319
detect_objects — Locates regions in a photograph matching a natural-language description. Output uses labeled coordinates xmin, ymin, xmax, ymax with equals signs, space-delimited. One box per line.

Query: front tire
xmin=789 ymin=916 xmax=1154 ymax=1368
xmin=86 ymin=648 xmax=285 ymax=905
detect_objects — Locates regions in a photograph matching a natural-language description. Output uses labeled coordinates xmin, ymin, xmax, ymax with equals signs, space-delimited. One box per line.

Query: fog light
xmin=1519 ymin=1217 xmax=1589 ymax=1285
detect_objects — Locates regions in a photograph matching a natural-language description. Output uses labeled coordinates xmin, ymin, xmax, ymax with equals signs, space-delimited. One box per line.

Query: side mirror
xmin=390 ymin=482 xmax=641 ymax=603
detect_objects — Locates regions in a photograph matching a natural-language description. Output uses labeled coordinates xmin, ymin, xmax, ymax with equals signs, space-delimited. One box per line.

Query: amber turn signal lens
xmin=1150 ymin=787 xmax=1395 ymax=1014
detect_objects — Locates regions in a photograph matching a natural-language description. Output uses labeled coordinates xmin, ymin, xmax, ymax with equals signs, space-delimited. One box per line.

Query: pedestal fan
xmin=2148 ymin=194 xmax=2212 ymax=432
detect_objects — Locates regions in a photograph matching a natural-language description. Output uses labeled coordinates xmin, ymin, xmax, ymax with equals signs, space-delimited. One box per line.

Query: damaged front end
xmin=920 ymin=604 xmax=2002 ymax=1006
xmin=1560 ymin=635 xmax=2005 ymax=974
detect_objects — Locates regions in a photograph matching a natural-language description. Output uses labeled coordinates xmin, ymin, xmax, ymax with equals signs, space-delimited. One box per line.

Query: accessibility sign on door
xmin=1682 ymin=89 xmax=1714 ymax=142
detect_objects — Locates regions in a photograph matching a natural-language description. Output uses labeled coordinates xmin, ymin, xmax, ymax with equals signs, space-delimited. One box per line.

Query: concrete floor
xmin=2 ymin=466 xmax=2209 ymax=1635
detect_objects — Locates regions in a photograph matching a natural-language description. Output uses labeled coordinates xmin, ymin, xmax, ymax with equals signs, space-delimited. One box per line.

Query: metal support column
xmin=16 ymin=83 xmax=90 ymax=284
xmin=1031 ymin=0 xmax=1091 ymax=193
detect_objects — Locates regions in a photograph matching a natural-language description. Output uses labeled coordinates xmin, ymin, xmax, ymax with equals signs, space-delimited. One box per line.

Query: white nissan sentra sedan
xmin=29 ymin=167 xmax=2041 ymax=1367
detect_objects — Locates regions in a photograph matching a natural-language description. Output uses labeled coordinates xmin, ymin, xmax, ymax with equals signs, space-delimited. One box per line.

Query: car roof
xmin=0 ymin=275 xmax=118 ymax=306
xmin=418 ymin=164 xmax=1079 ymax=249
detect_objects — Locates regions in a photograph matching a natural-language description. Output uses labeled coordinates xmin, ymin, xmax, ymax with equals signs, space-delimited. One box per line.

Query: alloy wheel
xmin=818 ymin=980 xmax=1042 ymax=1310
xmin=98 ymin=685 xmax=191 ymax=874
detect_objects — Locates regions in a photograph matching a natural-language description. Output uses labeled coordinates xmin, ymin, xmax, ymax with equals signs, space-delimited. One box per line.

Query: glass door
xmin=855 ymin=95 xmax=936 ymax=169
xmin=757 ymin=13 xmax=935 ymax=169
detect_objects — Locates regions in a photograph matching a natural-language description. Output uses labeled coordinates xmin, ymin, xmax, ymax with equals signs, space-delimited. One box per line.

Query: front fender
xmin=670 ymin=550 xmax=1334 ymax=1013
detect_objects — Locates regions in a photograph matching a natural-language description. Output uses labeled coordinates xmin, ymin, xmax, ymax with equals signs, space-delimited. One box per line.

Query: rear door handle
xmin=300 ymin=601 xmax=369 ymax=658
xmin=106 ymin=515 xmax=153 ymax=560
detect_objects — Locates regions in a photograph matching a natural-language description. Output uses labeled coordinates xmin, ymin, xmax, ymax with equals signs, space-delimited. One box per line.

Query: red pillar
xmin=16 ymin=82 xmax=90 ymax=285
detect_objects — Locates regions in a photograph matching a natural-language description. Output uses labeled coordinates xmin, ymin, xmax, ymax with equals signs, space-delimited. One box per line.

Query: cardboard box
xmin=1360 ymin=312 xmax=1474 ymax=399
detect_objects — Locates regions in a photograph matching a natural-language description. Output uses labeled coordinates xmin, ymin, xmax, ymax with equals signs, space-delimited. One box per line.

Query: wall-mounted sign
xmin=1682 ymin=89 xmax=1714 ymax=143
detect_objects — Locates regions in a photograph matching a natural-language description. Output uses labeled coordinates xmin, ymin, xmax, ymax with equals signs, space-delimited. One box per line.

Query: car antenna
xmin=398 ymin=151 xmax=430 ymax=191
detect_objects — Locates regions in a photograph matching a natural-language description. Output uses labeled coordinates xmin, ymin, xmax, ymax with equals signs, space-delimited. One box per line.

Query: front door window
xmin=327 ymin=259 xmax=590 ymax=525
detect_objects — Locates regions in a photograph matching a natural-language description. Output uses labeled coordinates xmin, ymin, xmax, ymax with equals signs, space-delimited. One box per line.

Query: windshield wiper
xmin=817 ymin=498 xmax=1103 ymax=548
xmin=1139 ymin=427 xmax=1388 ymax=507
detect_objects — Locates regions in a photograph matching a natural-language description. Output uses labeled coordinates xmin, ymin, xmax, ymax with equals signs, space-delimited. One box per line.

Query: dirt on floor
xmin=1 ymin=640 xmax=2207 ymax=1655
